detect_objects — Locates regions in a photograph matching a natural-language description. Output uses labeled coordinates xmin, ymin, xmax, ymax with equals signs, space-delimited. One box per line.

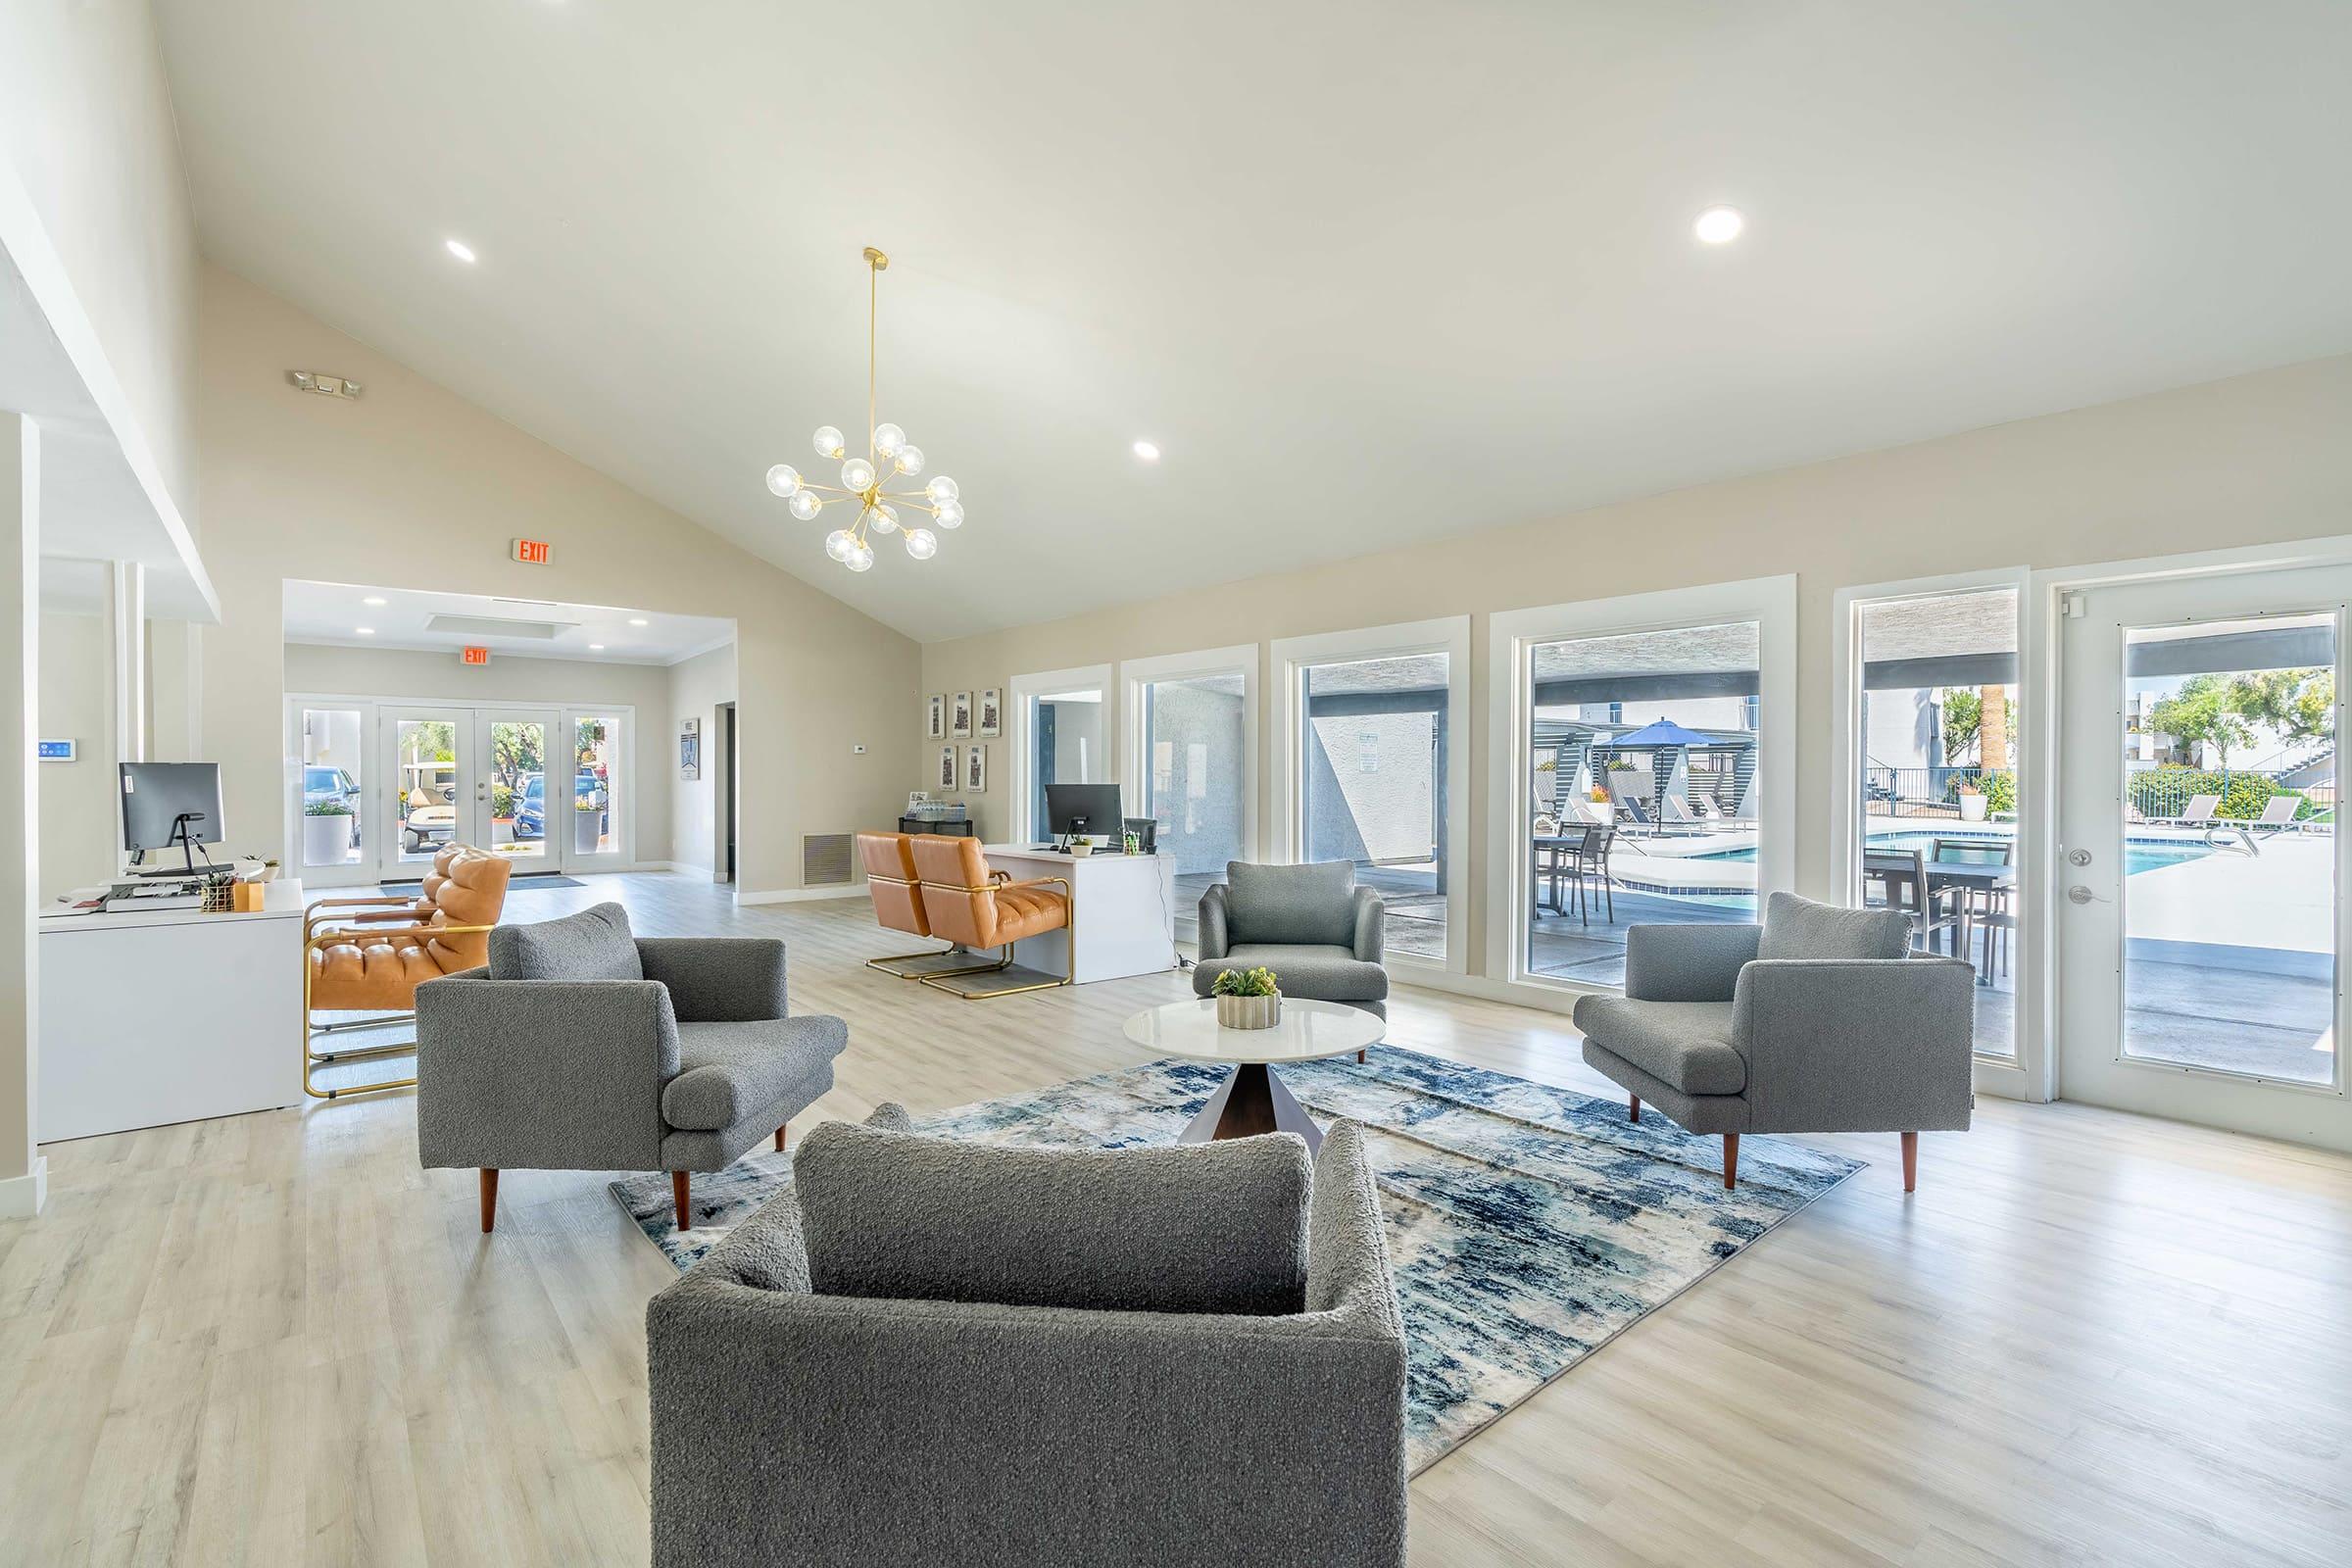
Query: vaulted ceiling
xmin=152 ymin=1 xmax=2352 ymax=640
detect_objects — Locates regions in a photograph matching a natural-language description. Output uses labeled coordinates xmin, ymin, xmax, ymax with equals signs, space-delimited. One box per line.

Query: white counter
xmin=38 ymin=879 xmax=309 ymax=1142
xmin=982 ymin=846 xmax=1177 ymax=984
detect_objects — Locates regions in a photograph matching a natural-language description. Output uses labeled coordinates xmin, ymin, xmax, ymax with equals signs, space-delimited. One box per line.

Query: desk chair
xmin=303 ymin=844 xmax=513 ymax=1100
xmin=907 ymin=836 xmax=1072 ymax=999
xmin=854 ymin=831 xmax=998 ymax=980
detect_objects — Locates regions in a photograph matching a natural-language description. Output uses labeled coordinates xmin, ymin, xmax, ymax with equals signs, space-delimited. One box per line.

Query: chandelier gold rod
xmin=866 ymin=248 xmax=879 ymax=462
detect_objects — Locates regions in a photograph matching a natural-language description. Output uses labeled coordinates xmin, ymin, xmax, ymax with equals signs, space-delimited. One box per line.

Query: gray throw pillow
xmin=794 ymin=1121 xmax=1312 ymax=1315
xmin=1224 ymin=859 xmax=1356 ymax=948
xmin=489 ymin=902 xmax=644 ymax=981
xmin=1755 ymin=890 xmax=1910 ymax=961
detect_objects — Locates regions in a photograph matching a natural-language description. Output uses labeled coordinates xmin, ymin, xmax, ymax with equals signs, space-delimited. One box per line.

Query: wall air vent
xmin=803 ymin=834 xmax=854 ymax=886
xmin=289 ymin=370 xmax=362 ymax=398
xmin=422 ymin=613 xmax=578 ymax=641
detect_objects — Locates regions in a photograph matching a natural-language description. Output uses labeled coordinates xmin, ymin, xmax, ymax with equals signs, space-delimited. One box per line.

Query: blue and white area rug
xmin=612 ymin=1046 xmax=1863 ymax=1473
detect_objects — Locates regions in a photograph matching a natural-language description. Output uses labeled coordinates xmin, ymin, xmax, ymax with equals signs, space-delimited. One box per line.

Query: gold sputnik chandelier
xmin=763 ymin=246 xmax=963 ymax=572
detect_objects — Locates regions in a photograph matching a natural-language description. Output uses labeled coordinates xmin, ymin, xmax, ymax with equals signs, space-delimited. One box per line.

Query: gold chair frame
xmin=302 ymin=896 xmax=498 ymax=1101
xmin=913 ymin=873 xmax=1075 ymax=1000
xmin=860 ymin=868 xmax=1009 ymax=981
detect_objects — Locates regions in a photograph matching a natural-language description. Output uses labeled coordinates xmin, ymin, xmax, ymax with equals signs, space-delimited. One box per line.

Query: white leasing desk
xmin=982 ymin=846 xmax=1177 ymax=984
xmin=38 ymin=879 xmax=309 ymax=1142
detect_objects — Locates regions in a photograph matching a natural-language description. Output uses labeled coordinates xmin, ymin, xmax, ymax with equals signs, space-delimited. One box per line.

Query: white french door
xmin=293 ymin=697 xmax=629 ymax=887
xmin=2056 ymin=564 xmax=2351 ymax=1150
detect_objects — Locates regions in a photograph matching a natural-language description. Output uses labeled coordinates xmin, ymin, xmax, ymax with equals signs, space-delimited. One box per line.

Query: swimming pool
xmin=1692 ymin=833 xmax=2212 ymax=877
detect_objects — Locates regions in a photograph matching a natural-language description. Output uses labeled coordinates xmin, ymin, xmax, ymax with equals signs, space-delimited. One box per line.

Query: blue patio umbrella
xmin=1608 ymin=717 xmax=1715 ymax=749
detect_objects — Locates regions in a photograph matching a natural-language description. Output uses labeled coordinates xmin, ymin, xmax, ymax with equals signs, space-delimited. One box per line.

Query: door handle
xmin=2066 ymin=884 xmax=2111 ymax=906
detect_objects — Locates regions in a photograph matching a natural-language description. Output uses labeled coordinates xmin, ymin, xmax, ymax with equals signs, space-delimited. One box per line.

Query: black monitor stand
xmin=131 ymin=811 xmax=210 ymax=878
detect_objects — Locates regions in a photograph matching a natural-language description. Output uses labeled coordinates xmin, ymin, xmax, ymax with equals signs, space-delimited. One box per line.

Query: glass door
xmin=387 ymin=709 xmax=470 ymax=872
xmin=564 ymin=710 xmax=624 ymax=866
xmin=2057 ymin=565 xmax=2349 ymax=1145
xmin=476 ymin=710 xmax=558 ymax=870
xmin=295 ymin=703 xmax=373 ymax=887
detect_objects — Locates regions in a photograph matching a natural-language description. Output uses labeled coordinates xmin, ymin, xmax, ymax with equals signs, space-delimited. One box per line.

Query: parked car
xmin=514 ymin=773 xmax=548 ymax=840
xmin=304 ymin=765 xmax=361 ymax=846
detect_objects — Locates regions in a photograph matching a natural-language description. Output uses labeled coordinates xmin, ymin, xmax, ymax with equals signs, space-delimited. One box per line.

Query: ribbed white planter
xmin=573 ymin=811 xmax=603 ymax=854
xmin=303 ymin=812 xmax=352 ymax=867
xmin=1215 ymin=992 xmax=1282 ymax=1030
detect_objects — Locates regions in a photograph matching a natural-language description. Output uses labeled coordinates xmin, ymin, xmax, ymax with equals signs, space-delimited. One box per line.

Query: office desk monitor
xmin=121 ymin=761 xmax=224 ymax=875
xmin=1045 ymin=782 xmax=1125 ymax=843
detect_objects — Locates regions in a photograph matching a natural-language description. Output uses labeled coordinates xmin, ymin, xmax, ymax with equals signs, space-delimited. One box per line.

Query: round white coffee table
xmin=1122 ymin=998 xmax=1384 ymax=1153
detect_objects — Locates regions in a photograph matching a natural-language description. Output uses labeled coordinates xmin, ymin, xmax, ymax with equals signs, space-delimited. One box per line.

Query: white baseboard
xmin=0 ymin=1155 xmax=49 ymax=1219
xmin=736 ymin=883 xmax=866 ymax=906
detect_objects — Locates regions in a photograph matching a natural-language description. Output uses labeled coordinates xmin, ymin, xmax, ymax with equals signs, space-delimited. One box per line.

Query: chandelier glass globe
xmin=765 ymin=248 xmax=965 ymax=575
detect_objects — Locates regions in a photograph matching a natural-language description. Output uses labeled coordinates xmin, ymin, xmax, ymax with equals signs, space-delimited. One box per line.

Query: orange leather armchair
xmin=303 ymin=845 xmax=514 ymax=1100
xmin=906 ymin=835 xmax=1072 ymax=998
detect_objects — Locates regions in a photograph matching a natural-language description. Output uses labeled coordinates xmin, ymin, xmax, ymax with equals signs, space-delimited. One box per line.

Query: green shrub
xmin=1940 ymin=770 xmax=2017 ymax=814
xmin=2125 ymin=766 xmax=2307 ymax=820
xmin=492 ymin=783 xmax=515 ymax=819
xmin=304 ymin=799 xmax=352 ymax=817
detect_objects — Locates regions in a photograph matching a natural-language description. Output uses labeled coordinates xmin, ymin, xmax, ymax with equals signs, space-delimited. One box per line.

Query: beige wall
xmin=195 ymin=265 xmax=917 ymax=898
xmin=36 ymin=612 xmax=114 ymax=894
xmin=0 ymin=0 xmax=200 ymax=523
xmin=282 ymin=642 xmax=681 ymax=863
xmin=666 ymin=645 xmax=738 ymax=875
xmin=920 ymin=353 xmax=2352 ymax=975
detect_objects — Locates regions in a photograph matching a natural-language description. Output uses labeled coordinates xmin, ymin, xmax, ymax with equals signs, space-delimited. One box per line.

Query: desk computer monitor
xmin=1045 ymin=782 xmax=1125 ymax=845
xmin=120 ymin=761 xmax=224 ymax=875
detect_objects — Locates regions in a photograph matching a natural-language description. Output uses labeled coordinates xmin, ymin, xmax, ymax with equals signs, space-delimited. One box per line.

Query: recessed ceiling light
xmin=1132 ymin=440 xmax=1160 ymax=462
xmin=362 ymin=595 xmax=387 ymax=607
xmin=627 ymin=617 xmax=649 ymax=627
xmin=588 ymin=643 xmax=606 ymax=651
xmin=355 ymin=627 xmax=375 ymax=636
xmin=445 ymin=238 xmax=477 ymax=264
xmin=1693 ymin=206 xmax=1744 ymax=245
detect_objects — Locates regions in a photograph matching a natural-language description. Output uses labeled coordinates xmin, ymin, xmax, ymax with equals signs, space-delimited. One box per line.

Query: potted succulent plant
xmin=302 ymin=799 xmax=354 ymax=866
xmin=1211 ymin=965 xmax=1282 ymax=1030
xmin=573 ymin=795 xmax=605 ymax=853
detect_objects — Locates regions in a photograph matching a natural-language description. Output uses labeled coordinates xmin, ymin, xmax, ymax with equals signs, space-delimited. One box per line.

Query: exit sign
xmin=461 ymin=646 xmax=491 ymax=666
xmin=512 ymin=537 xmax=553 ymax=564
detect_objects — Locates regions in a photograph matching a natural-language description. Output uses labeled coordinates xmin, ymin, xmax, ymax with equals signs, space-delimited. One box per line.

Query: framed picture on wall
xmin=679 ymin=717 xmax=701 ymax=780
xmin=926 ymin=693 xmax=945 ymax=739
xmin=951 ymin=691 xmax=973 ymax=739
xmin=978 ymin=688 xmax=1001 ymax=738
xmin=938 ymin=745 xmax=958 ymax=792
xmin=965 ymin=743 xmax=987 ymax=794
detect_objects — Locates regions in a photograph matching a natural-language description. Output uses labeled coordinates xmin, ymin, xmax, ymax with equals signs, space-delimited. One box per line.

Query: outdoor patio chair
xmin=1866 ymin=848 xmax=1966 ymax=956
xmin=1657 ymin=796 xmax=1713 ymax=835
xmin=2243 ymin=796 xmax=2306 ymax=837
xmin=2146 ymin=793 xmax=2222 ymax=828
xmin=1933 ymin=837 xmax=2014 ymax=981
xmin=1564 ymin=825 xmax=1615 ymax=926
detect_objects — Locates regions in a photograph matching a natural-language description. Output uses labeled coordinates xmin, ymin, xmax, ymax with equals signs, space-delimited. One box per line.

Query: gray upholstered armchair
xmin=1572 ymin=893 xmax=1974 ymax=1191
xmin=416 ymin=903 xmax=847 ymax=1233
xmin=1195 ymin=860 xmax=1389 ymax=1058
xmin=647 ymin=1109 xmax=1408 ymax=1568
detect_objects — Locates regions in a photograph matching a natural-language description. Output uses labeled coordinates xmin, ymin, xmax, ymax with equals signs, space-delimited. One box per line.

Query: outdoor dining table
xmin=1864 ymin=850 xmax=2015 ymax=984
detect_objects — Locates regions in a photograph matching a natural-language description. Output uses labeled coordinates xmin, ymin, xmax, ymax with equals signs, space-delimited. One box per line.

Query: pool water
xmin=1694 ymin=833 xmax=2211 ymax=876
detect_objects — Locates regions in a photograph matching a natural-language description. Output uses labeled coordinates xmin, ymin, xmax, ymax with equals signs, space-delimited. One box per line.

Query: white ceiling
xmin=281 ymin=580 xmax=732 ymax=665
xmin=153 ymin=2 xmax=2352 ymax=641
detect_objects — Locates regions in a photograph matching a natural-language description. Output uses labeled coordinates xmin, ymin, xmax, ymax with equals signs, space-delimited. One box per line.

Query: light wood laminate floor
xmin=4 ymin=871 xmax=2349 ymax=1566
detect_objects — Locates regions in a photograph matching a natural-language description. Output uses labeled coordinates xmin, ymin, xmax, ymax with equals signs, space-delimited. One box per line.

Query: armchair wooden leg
xmin=1722 ymin=1133 xmax=1739 ymax=1190
xmin=1629 ymin=1096 xmax=1641 ymax=1123
xmin=1901 ymin=1131 xmax=1919 ymax=1193
xmin=1355 ymin=1049 xmax=1367 ymax=1064
xmin=671 ymin=1171 xmax=691 ymax=1230
xmin=773 ymin=1123 xmax=788 ymax=1152
xmin=478 ymin=1169 xmax=498 ymax=1234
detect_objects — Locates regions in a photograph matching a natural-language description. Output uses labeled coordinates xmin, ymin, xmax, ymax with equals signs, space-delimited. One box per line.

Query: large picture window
xmin=1488 ymin=577 xmax=1794 ymax=997
xmin=1122 ymin=646 xmax=1256 ymax=929
xmin=1274 ymin=618 xmax=1471 ymax=971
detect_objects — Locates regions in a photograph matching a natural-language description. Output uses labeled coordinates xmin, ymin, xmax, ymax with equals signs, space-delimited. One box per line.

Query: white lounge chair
xmin=2245 ymin=796 xmax=2306 ymax=836
xmin=2147 ymin=793 xmax=2221 ymax=828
